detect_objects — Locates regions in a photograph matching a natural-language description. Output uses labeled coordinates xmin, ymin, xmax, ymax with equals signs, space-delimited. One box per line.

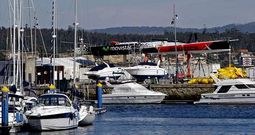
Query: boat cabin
xmin=214 ymin=79 xmax=255 ymax=94
xmin=38 ymin=94 xmax=71 ymax=107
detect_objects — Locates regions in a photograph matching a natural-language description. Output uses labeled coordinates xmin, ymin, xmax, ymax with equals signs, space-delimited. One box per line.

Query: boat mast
xmin=73 ymin=0 xmax=78 ymax=86
xmin=172 ymin=4 xmax=178 ymax=83
xmin=13 ymin=0 xmax=16 ymax=86
xmin=52 ymin=0 xmax=56 ymax=85
xmin=17 ymin=0 xmax=23 ymax=91
xmin=8 ymin=1 xmax=13 ymax=83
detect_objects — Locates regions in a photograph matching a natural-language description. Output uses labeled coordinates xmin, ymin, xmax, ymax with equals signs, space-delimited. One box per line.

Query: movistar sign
xmin=91 ymin=44 xmax=140 ymax=56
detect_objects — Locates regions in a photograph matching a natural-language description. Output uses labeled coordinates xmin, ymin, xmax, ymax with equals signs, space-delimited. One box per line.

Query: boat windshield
xmin=138 ymin=62 xmax=157 ymax=66
xmin=38 ymin=95 xmax=71 ymax=106
xmin=217 ymin=85 xmax=231 ymax=93
xmin=235 ymin=84 xmax=248 ymax=89
xmin=247 ymin=84 xmax=255 ymax=88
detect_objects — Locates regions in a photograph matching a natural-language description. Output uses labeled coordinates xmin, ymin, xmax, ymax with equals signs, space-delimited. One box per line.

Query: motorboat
xmin=25 ymin=93 xmax=79 ymax=131
xmin=103 ymin=81 xmax=166 ymax=104
xmin=195 ymin=77 xmax=255 ymax=104
xmin=85 ymin=61 xmax=125 ymax=80
xmin=78 ymin=105 xmax=95 ymax=126
xmin=124 ymin=61 xmax=168 ymax=81
xmin=0 ymin=91 xmax=27 ymax=132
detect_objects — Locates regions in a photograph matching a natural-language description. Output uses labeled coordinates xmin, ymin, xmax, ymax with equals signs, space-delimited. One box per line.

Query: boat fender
xmin=16 ymin=112 xmax=23 ymax=122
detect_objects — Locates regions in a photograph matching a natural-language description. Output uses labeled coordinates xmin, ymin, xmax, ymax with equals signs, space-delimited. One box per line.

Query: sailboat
xmin=71 ymin=0 xmax=95 ymax=126
xmin=25 ymin=0 xmax=80 ymax=130
xmin=0 ymin=87 xmax=28 ymax=132
xmin=0 ymin=0 xmax=30 ymax=132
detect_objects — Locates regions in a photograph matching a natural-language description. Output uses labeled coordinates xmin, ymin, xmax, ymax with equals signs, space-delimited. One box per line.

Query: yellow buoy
xmin=49 ymin=84 xmax=56 ymax=90
xmin=1 ymin=86 xmax=9 ymax=93
xmin=97 ymin=82 xmax=103 ymax=87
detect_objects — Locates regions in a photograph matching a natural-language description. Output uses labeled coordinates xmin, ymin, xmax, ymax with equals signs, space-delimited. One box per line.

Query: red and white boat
xmin=141 ymin=40 xmax=236 ymax=54
xmin=157 ymin=40 xmax=231 ymax=54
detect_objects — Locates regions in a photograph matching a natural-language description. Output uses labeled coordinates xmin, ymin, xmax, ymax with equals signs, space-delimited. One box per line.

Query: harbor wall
xmin=151 ymin=84 xmax=214 ymax=102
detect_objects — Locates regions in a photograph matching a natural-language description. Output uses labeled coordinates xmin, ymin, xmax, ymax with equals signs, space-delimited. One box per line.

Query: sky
xmin=1 ymin=0 xmax=255 ymax=30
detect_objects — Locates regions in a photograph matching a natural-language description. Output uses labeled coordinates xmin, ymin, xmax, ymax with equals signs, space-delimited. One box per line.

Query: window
xmin=247 ymin=84 xmax=255 ymax=88
xmin=235 ymin=84 xmax=248 ymax=89
xmin=51 ymin=97 xmax=58 ymax=105
xmin=58 ymin=97 xmax=67 ymax=106
xmin=217 ymin=86 xmax=231 ymax=93
xmin=38 ymin=95 xmax=71 ymax=106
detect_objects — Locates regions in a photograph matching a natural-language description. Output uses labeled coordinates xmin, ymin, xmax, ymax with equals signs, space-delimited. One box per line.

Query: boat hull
xmin=158 ymin=40 xmax=230 ymax=53
xmin=78 ymin=113 xmax=95 ymax=126
xmin=78 ymin=106 xmax=95 ymax=126
xmin=27 ymin=116 xmax=78 ymax=131
xmin=103 ymin=95 xmax=165 ymax=104
xmin=125 ymin=68 xmax=167 ymax=80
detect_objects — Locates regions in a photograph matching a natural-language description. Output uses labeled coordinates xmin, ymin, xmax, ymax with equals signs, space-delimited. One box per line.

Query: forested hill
xmin=1 ymin=22 xmax=255 ymax=58
xmin=91 ymin=22 xmax=255 ymax=35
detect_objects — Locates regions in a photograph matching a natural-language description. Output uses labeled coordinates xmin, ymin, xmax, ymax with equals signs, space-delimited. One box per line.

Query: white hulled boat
xmin=195 ymin=78 xmax=255 ymax=104
xmin=0 ymin=91 xmax=27 ymax=132
xmin=25 ymin=93 xmax=79 ymax=130
xmin=85 ymin=61 xmax=124 ymax=80
xmin=124 ymin=61 xmax=168 ymax=81
xmin=78 ymin=105 xmax=95 ymax=126
xmin=103 ymin=81 xmax=166 ymax=104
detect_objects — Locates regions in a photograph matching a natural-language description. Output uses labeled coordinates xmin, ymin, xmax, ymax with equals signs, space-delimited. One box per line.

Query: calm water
xmin=17 ymin=104 xmax=255 ymax=135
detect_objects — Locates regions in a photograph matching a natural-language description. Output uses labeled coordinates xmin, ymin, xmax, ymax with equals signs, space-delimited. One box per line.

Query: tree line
xmin=0 ymin=26 xmax=255 ymax=59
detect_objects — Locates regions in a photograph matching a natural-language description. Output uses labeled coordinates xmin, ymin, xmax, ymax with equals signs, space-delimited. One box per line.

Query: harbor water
xmin=17 ymin=104 xmax=255 ymax=135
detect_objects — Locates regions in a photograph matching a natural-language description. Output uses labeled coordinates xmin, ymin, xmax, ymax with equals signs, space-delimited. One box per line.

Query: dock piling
xmin=1 ymin=86 xmax=10 ymax=134
xmin=96 ymin=82 xmax=103 ymax=109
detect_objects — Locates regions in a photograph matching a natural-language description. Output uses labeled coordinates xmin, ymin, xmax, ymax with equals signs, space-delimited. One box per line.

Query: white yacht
xmin=85 ymin=61 xmax=124 ymax=80
xmin=124 ymin=61 xmax=168 ymax=81
xmin=103 ymin=81 xmax=166 ymax=104
xmin=25 ymin=93 xmax=79 ymax=131
xmin=195 ymin=78 xmax=255 ymax=104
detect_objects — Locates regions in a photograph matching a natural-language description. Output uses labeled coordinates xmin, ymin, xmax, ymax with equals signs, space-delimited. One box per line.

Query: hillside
xmin=91 ymin=22 xmax=255 ymax=34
